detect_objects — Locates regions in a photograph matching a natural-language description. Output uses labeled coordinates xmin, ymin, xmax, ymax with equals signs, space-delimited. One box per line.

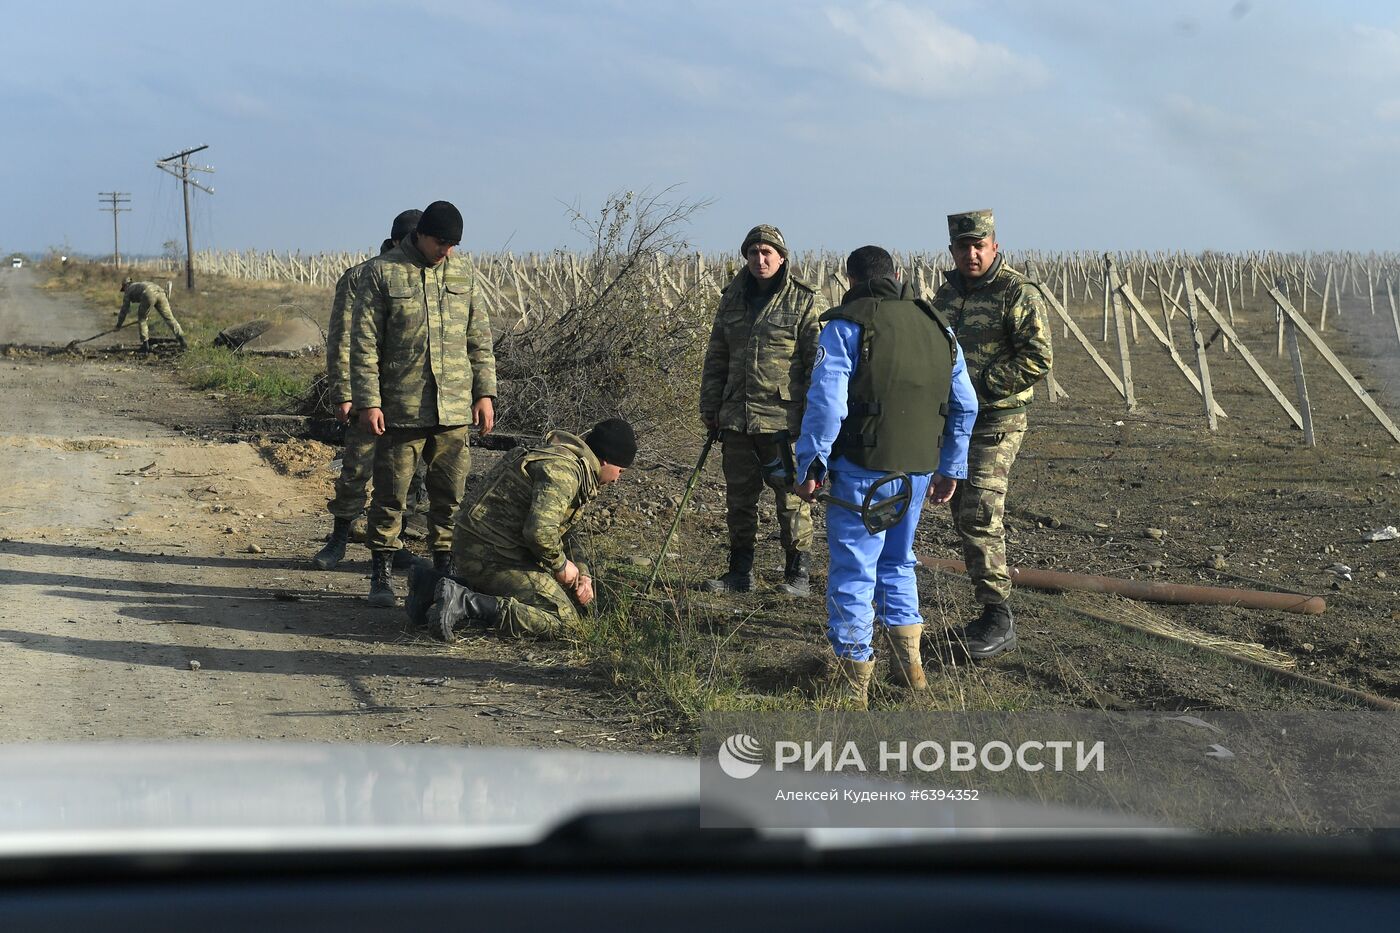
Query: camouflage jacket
xmin=350 ymin=235 xmax=497 ymax=428
xmin=455 ymin=430 xmax=600 ymax=574
xmin=121 ymin=281 xmax=163 ymax=308
xmin=325 ymin=261 xmax=371 ymax=405
xmin=699 ymin=266 xmax=825 ymax=435
xmin=930 ymin=255 xmax=1053 ymax=421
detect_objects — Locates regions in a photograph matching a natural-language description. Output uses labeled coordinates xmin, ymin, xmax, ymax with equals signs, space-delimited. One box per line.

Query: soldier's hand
xmin=701 ymin=413 xmax=718 ymax=431
xmin=794 ymin=479 xmax=819 ymax=502
xmin=928 ymin=474 xmax=957 ymax=505
xmin=556 ymin=560 xmax=580 ymax=588
xmin=575 ymin=574 xmax=594 ymax=606
xmin=473 ymin=397 xmax=495 ymax=435
xmin=334 ymin=401 xmax=353 ymax=424
xmin=359 ymin=407 xmax=386 ymax=436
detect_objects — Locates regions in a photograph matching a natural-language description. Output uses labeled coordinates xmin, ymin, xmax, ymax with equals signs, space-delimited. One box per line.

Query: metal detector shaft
xmin=645 ymin=429 xmax=719 ymax=594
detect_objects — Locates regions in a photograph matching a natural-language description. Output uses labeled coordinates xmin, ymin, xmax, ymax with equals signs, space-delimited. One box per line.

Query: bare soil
xmin=0 ymin=267 xmax=674 ymax=751
xmin=617 ymin=279 xmax=1400 ymax=714
xmin=11 ymin=262 xmax=1400 ymax=740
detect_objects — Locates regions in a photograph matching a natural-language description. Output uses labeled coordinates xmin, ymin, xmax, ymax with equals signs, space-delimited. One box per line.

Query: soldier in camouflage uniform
xmin=350 ymin=200 xmax=497 ymax=608
xmin=413 ymin=419 xmax=636 ymax=642
xmin=118 ymin=278 xmax=187 ymax=352
xmin=930 ymin=210 xmax=1053 ymax=659
xmin=699 ymin=225 xmax=826 ymax=597
xmin=310 ymin=208 xmax=421 ymax=572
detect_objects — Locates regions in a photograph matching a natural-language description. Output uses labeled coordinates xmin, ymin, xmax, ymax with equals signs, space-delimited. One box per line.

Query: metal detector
xmin=817 ymin=471 xmax=913 ymax=535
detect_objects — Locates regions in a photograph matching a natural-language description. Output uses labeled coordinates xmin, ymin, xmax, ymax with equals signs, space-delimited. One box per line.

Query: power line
xmin=155 ymin=144 xmax=214 ymax=289
xmin=98 ymin=191 xmax=131 ymax=265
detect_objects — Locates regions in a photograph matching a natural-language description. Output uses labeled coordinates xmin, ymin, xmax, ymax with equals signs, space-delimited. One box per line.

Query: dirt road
xmin=0 ymin=268 xmax=655 ymax=749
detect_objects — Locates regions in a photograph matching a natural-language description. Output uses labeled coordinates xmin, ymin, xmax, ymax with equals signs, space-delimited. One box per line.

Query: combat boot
xmin=833 ymin=657 xmax=876 ymax=710
xmin=138 ymin=339 xmax=152 ymax=354
xmin=392 ymin=547 xmax=416 ymax=571
xmin=311 ymin=516 xmax=352 ymax=570
xmin=404 ymin=557 xmax=442 ymax=628
xmin=960 ymin=602 xmax=1017 ymax=660
xmin=428 ymin=577 xmax=503 ymax=642
xmin=176 ymin=334 xmax=189 ymax=350
xmin=367 ymin=551 xmax=398 ymax=608
xmin=883 ymin=623 xmax=929 ymax=690
xmin=701 ymin=548 xmax=754 ymax=594
xmin=775 ymin=550 xmax=811 ymax=598
xmin=432 ymin=551 xmax=454 ymax=574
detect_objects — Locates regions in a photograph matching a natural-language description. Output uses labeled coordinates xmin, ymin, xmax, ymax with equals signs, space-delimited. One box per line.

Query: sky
xmin=2 ymin=0 xmax=1399 ymax=257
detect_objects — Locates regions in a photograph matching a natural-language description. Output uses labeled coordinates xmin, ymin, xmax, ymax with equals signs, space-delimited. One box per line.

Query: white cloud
xmin=1351 ymin=24 xmax=1400 ymax=80
xmin=824 ymin=1 xmax=1046 ymax=99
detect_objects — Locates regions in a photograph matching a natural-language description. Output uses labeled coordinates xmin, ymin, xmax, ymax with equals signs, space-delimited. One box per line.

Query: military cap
xmin=947 ymin=209 xmax=995 ymax=242
xmin=418 ymin=200 xmax=464 ymax=244
xmin=740 ymin=224 xmax=789 ymax=259
xmin=390 ymin=209 xmax=423 ymax=243
xmin=586 ymin=417 xmax=637 ymax=467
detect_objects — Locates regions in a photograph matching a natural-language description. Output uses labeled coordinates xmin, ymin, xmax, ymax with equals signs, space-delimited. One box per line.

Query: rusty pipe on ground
xmin=918 ymin=558 xmax=1326 ymax=616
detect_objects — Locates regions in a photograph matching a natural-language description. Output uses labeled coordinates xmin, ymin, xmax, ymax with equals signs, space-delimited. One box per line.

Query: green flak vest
xmin=822 ymin=295 xmax=956 ymax=473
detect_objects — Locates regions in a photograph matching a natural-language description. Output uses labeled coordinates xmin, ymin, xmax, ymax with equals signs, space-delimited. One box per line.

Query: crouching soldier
xmin=412 ymin=418 xmax=636 ymax=641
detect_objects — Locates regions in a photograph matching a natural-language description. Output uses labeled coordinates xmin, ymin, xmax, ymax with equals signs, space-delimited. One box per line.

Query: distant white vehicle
xmin=10 ymin=257 xmax=21 ymax=269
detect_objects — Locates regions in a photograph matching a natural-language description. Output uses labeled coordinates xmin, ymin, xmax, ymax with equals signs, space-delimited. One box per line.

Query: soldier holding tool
xmin=795 ymin=246 xmax=977 ymax=709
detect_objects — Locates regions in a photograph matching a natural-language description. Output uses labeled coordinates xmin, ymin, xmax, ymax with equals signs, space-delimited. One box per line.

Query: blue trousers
xmin=825 ymin=470 xmax=932 ymax=661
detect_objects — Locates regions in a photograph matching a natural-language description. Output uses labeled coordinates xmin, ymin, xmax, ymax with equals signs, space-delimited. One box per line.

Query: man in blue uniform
xmin=795 ymin=246 xmax=977 ymax=709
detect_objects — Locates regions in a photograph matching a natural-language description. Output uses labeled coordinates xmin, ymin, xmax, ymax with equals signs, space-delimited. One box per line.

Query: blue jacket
xmin=796 ymin=317 xmax=977 ymax=483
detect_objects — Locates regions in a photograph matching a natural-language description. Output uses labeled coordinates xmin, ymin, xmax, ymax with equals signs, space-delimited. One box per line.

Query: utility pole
xmin=155 ymin=144 xmax=214 ymax=289
xmin=98 ymin=191 xmax=131 ymax=265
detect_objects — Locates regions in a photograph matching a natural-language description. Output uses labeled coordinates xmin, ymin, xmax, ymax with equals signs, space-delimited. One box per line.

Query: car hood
xmin=0 ymin=743 xmax=1158 ymax=856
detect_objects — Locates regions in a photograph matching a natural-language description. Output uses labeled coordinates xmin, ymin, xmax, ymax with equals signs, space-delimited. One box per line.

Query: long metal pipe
xmin=918 ymin=557 xmax=1326 ymax=616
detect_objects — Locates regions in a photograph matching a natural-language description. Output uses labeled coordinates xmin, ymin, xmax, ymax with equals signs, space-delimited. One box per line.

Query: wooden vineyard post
xmin=1266 ymin=284 xmax=1400 ymax=444
xmin=1101 ymin=257 xmax=1112 ymax=342
xmin=1106 ymin=256 xmax=1136 ymax=411
xmin=1036 ymin=281 xmax=1127 ymax=401
xmin=1125 ymin=264 xmax=1140 ymax=342
xmin=1060 ymin=270 xmax=1070 ymax=339
xmin=1182 ymin=267 xmax=1217 ymax=431
xmin=1283 ymin=317 xmax=1317 ymax=448
xmin=1367 ymin=262 xmax=1376 ymax=316
xmin=1155 ymin=263 xmax=1174 ymax=342
xmin=1193 ymin=289 xmax=1303 ymax=430
xmin=1118 ymin=283 xmax=1227 ymax=419
xmin=1318 ymin=263 xmax=1333 ymax=332
xmin=1389 ymin=278 xmax=1400 ymax=350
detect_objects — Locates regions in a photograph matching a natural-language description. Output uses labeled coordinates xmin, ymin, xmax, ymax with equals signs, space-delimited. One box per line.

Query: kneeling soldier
xmin=415 ymin=418 xmax=636 ymax=640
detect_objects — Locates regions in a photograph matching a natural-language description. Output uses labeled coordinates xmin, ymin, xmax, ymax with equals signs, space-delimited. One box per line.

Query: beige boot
xmin=834 ymin=658 xmax=876 ymax=710
xmin=883 ymin=624 xmax=928 ymax=691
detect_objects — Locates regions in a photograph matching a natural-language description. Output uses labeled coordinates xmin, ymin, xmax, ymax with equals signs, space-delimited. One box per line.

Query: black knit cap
xmin=417 ymin=200 xmax=463 ymax=244
xmin=585 ymin=418 xmax=637 ymax=468
xmin=390 ymin=209 xmax=423 ymax=243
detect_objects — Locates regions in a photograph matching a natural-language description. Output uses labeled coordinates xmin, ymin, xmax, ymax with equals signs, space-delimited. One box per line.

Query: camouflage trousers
xmin=720 ymin=430 xmax=812 ymax=553
xmin=950 ymin=412 xmax=1027 ymax=606
xmin=326 ymin=423 xmax=430 ymax=522
xmin=367 ymin=424 xmax=470 ymax=553
xmin=327 ymin=419 xmax=378 ymax=521
xmin=134 ymin=296 xmax=184 ymax=342
xmin=451 ymin=549 xmax=581 ymax=639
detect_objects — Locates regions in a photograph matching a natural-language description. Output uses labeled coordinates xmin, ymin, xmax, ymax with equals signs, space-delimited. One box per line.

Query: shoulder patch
xmin=813 ymin=345 xmax=826 ymax=368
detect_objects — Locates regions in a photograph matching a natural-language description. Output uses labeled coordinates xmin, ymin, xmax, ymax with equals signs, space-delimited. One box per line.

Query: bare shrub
xmin=492 ymin=188 xmax=715 ymax=439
